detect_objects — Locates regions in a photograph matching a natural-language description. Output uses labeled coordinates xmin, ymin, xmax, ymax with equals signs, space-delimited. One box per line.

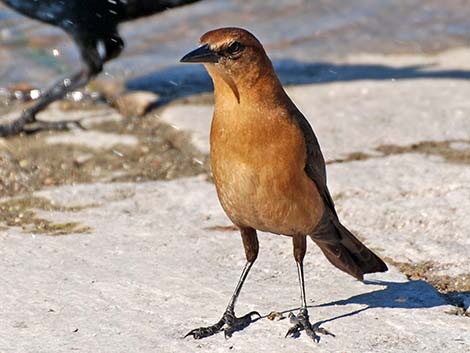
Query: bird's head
xmin=181 ymin=27 xmax=274 ymax=102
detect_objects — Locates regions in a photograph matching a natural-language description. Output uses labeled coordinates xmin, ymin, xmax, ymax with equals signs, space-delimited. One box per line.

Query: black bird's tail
xmin=310 ymin=220 xmax=388 ymax=281
xmin=124 ymin=0 xmax=201 ymax=20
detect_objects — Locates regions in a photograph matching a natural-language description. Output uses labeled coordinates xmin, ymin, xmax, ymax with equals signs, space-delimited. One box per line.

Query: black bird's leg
xmin=285 ymin=235 xmax=335 ymax=342
xmin=103 ymin=33 xmax=124 ymax=61
xmin=0 ymin=36 xmax=104 ymax=137
xmin=186 ymin=227 xmax=261 ymax=339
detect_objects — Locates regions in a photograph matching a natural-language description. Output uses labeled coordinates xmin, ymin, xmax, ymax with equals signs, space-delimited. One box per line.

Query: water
xmin=0 ymin=0 xmax=469 ymax=98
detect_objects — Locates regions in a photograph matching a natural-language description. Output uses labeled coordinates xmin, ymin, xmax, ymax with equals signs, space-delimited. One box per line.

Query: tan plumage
xmin=181 ymin=27 xmax=387 ymax=341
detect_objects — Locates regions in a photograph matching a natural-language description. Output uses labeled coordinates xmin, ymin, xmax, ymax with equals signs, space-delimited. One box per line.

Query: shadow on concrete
xmin=257 ymin=280 xmax=449 ymax=322
xmin=126 ymin=59 xmax=470 ymax=105
xmin=308 ymin=279 xmax=464 ymax=340
xmin=256 ymin=279 xmax=454 ymax=341
xmin=317 ymin=279 xmax=447 ymax=310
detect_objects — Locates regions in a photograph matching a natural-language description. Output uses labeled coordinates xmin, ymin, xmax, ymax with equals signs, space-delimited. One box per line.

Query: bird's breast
xmin=210 ymin=107 xmax=324 ymax=236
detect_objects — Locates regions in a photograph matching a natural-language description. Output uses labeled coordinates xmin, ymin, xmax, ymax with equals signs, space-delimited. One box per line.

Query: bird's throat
xmin=206 ymin=65 xmax=240 ymax=104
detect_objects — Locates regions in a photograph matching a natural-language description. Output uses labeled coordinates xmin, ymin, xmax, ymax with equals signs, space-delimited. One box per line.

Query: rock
xmin=88 ymin=78 xmax=126 ymax=102
xmin=113 ymin=91 xmax=159 ymax=117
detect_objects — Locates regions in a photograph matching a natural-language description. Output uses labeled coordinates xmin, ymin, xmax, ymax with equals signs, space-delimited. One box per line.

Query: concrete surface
xmin=1 ymin=179 xmax=468 ymax=353
xmin=1 ymin=49 xmax=470 ymax=352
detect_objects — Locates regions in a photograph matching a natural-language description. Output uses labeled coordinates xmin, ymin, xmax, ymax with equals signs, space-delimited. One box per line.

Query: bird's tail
xmin=310 ymin=221 xmax=387 ymax=281
xmin=124 ymin=0 xmax=201 ymax=20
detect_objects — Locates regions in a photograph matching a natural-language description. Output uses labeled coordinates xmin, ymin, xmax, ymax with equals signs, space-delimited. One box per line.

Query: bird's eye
xmin=225 ymin=41 xmax=244 ymax=57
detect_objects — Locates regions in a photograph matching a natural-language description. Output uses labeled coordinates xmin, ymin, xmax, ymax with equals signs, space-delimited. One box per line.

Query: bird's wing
xmin=124 ymin=0 xmax=202 ymax=20
xmin=293 ymin=108 xmax=388 ymax=278
xmin=293 ymin=108 xmax=337 ymax=217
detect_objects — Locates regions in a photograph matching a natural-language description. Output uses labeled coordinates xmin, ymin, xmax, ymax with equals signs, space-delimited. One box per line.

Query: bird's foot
xmin=185 ymin=309 xmax=260 ymax=339
xmin=24 ymin=119 xmax=86 ymax=134
xmin=285 ymin=309 xmax=335 ymax=342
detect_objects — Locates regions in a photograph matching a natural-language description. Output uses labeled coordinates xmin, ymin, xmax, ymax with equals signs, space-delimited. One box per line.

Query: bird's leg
xmin=0 ymin=37 xmax=102 ymax=137
xmin=285 ymin=235 xmax=334 ymax=342
xmin=30 ymin=35 xmax=123 ymax=134
xmin=186 ymin=227 xmax=261 ymax=339
xmin=186 ymin=261 xmax=260 ymax=339
xmin=103 ymin=33 xmax=124 ymax=62
xmin=0 ymin=69 xmax=92 ymax=136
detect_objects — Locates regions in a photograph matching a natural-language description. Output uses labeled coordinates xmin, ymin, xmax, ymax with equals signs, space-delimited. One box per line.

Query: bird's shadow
xmin=318 ymin=279 xmax=449 ymax=310
xmin=126 ymin=58 xmax=470 ymax=107
xmin=247 ymin=279 xmax=459 ymax=342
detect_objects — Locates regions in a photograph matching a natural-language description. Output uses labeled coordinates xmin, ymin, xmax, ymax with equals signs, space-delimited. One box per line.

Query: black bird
xmin=0 ymin=0 xmax=201 ymax=136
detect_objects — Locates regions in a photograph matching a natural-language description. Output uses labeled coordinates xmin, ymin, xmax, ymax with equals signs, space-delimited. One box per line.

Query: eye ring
xmin=225 ymin=41 xmax=244 ymax=57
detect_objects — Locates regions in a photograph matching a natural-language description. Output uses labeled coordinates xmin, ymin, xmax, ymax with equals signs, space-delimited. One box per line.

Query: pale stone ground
xmin=1 ymin=49 xmax=470 ymax=352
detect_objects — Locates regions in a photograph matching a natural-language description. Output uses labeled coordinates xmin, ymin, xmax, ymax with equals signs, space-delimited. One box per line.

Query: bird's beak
xmin=180 ymin=44 xmax=219 ymax=63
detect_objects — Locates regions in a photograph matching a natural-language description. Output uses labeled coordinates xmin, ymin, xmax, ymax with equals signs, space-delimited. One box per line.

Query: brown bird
xmin=181 ymin=27 xmax=387 ymax=341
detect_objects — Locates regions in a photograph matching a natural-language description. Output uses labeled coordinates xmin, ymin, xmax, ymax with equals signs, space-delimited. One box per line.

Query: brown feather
xmin=309 ymin=211 xmax=387 ymax=280
xmin=192 ymin=27 xmax=387 ymax=279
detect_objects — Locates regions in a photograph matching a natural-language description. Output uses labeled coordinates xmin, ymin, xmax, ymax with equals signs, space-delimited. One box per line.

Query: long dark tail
xmin=124 ymin=0 xmax=202 ymax=20
xmin=311 ymin=221 xmax=387 ymax=281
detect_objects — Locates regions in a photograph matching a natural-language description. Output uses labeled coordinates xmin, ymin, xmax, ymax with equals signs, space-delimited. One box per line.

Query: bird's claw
xmin=26 ymin=119 xmax=86 ymax=134
xmin=185 ymin=310 xmax=260 ymax=340
xmin=185 ymin=320 xmax=224 ymax=340
xmin=285 ymin=309 xmax=334 ymax=342
xmin=0 ymin=112 xmax=86 ymax=137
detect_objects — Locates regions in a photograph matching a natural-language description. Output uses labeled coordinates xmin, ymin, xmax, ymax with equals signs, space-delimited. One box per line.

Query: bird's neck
xmin=207 ymin=65 xmax=287 ymax=111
